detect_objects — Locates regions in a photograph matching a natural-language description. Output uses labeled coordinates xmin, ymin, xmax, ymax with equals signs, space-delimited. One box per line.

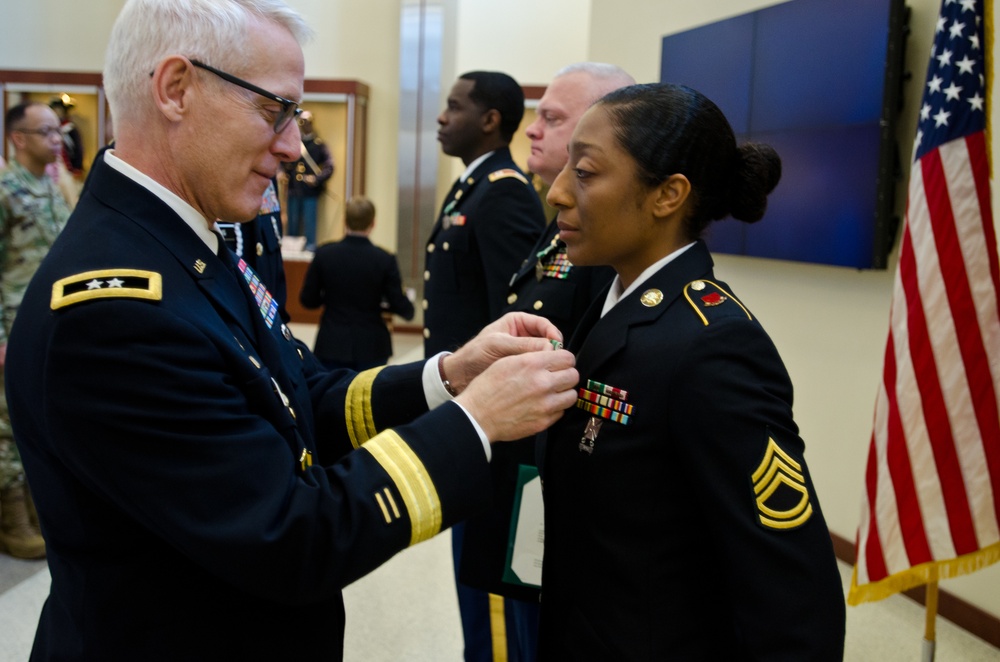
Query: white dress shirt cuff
xmin=423 ymin=352 xmax=491 ymax=461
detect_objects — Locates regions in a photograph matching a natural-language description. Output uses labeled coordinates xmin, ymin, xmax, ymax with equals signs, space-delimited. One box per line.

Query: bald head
xmin=525 ymin=63 xmax=635 ymax=185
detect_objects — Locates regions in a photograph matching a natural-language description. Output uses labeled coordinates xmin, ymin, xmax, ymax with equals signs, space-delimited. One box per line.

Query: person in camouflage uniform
xmin=0 ymin=101 xmax=72 ymax=559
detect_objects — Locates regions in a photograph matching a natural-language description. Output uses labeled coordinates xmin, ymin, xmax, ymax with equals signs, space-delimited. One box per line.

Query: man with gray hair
xmin=6 ymin=1 xmax=579 ymax=659
xmin=457 ymin=62 xmax=635 ymax=662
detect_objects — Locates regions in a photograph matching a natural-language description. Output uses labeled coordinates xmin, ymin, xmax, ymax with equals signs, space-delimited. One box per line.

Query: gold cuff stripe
xmin=375 ymin=492 xmax=392 ymax=524
xmin=51 ymin=269 xmax=162 ymax=310
xmin=682 ymin=279 xmax=752 ymax=326
xmin=362 ymin=430 xmax=442 ymax=545
xmin=345 ymin=366 xmax=384 ymax=449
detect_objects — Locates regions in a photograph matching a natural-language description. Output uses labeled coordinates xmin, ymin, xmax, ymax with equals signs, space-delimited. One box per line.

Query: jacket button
xmin=507 ymin=293 xmax=517 ymax=305
xmin=533 ymin=300 xmax=544 ymax=311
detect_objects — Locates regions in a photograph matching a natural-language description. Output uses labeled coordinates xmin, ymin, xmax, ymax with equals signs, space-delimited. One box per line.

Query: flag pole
xmin=921 ymin=580 xmax=939 ymax=662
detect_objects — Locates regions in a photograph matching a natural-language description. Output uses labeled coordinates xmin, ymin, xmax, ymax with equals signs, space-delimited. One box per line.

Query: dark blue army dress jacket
xmin=423 ymin=147 xmax=545 ymax=355
xmin=6 ymin=157 xmax=492 ymax=661
xmin=537 ymin=240 xmax=846 ymax=661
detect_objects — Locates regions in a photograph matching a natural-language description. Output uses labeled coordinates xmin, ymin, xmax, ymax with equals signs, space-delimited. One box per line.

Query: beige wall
xmin=3 ymin=0 xmax=997 ymax=621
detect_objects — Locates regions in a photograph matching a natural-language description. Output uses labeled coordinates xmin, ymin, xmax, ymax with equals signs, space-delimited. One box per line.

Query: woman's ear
xmin=652 ymin=174 xmax=691 ymax=219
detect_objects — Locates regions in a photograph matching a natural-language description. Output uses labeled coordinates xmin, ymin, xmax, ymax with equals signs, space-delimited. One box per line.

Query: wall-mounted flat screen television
xmin=660 ymin=0 xmax=909 ymax=269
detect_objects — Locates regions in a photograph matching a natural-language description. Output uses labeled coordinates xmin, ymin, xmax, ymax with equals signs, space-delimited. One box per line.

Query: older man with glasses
xmin=5 ymin=1 xmax=580 ymax=660
xmin=0 ymin=101 xmax=71 ymax=563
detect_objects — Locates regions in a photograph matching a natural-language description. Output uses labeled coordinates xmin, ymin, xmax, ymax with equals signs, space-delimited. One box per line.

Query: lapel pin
xmin=640 ymin=289 xmax=663 ymax=307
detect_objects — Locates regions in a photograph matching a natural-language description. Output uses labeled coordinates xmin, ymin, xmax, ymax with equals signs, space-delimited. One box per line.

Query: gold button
xmin=533 ymin=300 xmax=544 ymax=311
xmin=422 ymin=299 xmax=429 ymax=310
xmin=424 ymin=270 xmax=431 ymax=281
xmin=443 ymin=242 xmax=450 ymax=251
xmin=256 ymin=242 xmax=264 ymax=256
xmin=690 ymin=280 xmax=706 ymax=291
xmin=427 ymin=244 xmax=435 ymax=253
xmin=423 ymin=328 xmax=431 ymax=338
xmin=507 ymin=293 xmax=517 ymax=305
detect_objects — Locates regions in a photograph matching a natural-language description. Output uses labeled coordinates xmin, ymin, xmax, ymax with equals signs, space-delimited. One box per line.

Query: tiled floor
xmin=2 ymin=329 xmax=998 ymax=661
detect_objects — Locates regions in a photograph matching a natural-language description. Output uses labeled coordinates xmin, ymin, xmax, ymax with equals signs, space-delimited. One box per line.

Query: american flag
xmin=849 ymin=0 xmax=1000 ymax=604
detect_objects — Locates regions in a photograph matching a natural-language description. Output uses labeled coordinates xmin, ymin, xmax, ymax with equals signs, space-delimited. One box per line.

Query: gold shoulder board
xmin=488 ymin=168 xmax=528 ymax=185
xmin=51 ymin=269 xmax=163 ymax=310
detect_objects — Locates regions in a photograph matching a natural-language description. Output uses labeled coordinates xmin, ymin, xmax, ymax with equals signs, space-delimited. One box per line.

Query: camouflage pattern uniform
xmin=0 ymin=159 xmax=71 ymax=488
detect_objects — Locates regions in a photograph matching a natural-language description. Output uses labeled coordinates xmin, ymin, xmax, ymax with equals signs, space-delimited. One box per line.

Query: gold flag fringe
xmin=848 ymin=540 xmax=1000 ymax=605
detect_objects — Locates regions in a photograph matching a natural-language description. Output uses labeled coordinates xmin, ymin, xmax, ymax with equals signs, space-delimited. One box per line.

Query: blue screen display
xmin=660 ymin=0 xmax=903 ymax=268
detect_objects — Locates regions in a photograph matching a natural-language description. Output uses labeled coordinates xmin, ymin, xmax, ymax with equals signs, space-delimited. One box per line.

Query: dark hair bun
xmin=729 ymin=143 xmax=781 ymax=224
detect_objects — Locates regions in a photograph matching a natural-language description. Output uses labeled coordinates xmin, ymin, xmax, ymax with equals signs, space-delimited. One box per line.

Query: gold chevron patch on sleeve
xmin=345 ymin=366 xmax=386 ymax=449
xmin=362 ymin=430 xmax=442 ymax=545
xmin=751 ymin=436 xmax=813 ymax=530
xmin=51 ymin=269 xmax=162 ymax=310
xmin=488 ymin=168 xmax=529 ymax=185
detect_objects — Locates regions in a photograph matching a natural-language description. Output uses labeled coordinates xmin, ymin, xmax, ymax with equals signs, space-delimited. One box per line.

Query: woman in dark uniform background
xmin=537 ymin=83 xmax=846 ymax=660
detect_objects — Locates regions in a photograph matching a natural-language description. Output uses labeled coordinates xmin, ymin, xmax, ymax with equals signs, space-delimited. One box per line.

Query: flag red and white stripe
xmin=850 ymin=0 xmax=1000 ymax=604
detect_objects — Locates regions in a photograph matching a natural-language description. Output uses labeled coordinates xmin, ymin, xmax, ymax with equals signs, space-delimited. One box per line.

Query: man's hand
xmin=455 ymin=348 xmax=578 ymax=442
xmin=442 ymin=312 xmax=562 ymax=393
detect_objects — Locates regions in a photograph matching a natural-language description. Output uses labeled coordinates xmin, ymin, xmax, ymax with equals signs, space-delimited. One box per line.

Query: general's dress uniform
xmin=423 ymin=148 xmax=545 ymax=355
xmin=216 ymin=177 xmax=287 ymax=317
xmin=538 ymin=241 xmax=846 ymax=661
xmin=6 ymin=156 xmax=494 ymax=661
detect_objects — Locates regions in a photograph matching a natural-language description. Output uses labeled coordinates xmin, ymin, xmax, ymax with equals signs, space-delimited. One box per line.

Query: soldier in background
xmin=281 ymin=110 xmax=333 ymax=250
xmin=0 ymin=102 xmax=72 ymax=559
xmin=49 ymin=96 xmax=85 ymax=177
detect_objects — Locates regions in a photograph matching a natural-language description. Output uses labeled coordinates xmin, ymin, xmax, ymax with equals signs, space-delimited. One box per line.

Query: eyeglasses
xmin=16 ymin=126 xmax=62 ymax=138
xmin=189 ymin=59 xmax=302 ymax=133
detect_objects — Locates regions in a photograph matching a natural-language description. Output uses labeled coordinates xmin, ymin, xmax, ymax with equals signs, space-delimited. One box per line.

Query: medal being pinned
xmin=575 ymin=379 xmax=633 ymax=454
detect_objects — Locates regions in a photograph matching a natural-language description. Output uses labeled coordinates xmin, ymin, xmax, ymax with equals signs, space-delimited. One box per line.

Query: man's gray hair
xmin=553 ymin=62 xmax=636 ymax=90
xmin=104 ymin=0 xmax=311 ymax=125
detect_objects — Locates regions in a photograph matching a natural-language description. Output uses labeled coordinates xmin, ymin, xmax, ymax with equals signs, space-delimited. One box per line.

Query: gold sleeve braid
xmin=345 ymin=366 xmax=385 ymax=449
xmin=362 ymin=431 xmax=443 ymax=545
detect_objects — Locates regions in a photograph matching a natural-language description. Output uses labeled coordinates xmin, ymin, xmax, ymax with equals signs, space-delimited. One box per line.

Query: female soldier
xmin=538 ymin=83 xmax=845 ymax=660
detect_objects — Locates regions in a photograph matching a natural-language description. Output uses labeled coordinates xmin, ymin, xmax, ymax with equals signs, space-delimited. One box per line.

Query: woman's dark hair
xmin=596 ymin=83 xmax=781 ymax=239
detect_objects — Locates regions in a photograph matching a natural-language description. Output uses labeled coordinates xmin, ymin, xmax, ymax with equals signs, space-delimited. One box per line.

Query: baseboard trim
xmin=830 ymin=532 xmax=1000 ymax=648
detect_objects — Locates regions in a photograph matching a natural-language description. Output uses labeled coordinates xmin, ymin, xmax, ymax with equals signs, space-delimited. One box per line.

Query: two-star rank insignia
xmin=751 ymin=436 xmax=814 ymax=530
xmin=51 ymin=269 xmax=162 ymax=310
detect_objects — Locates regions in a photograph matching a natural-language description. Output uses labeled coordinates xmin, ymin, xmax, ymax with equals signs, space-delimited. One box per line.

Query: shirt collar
xmin=459 ymin=150 xmax=494 ymax=182
xmin=600 ymin=241 xmax=697 ymax=317
xmin=103 ymin=149 xmax=220 ymax=253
